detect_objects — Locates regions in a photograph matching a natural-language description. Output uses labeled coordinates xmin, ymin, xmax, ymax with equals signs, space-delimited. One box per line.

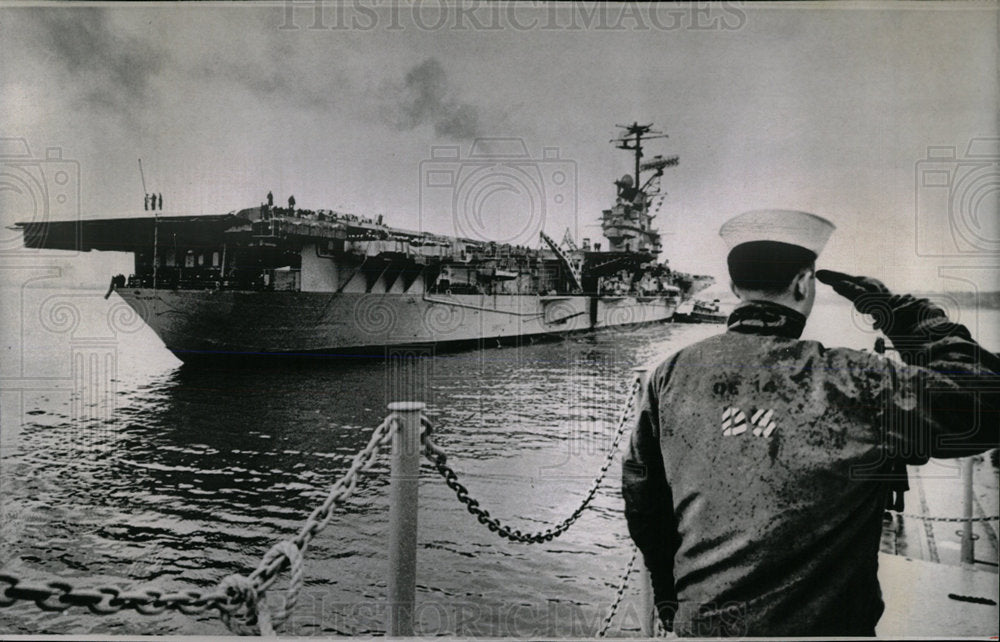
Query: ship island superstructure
xmin=17 ymin=123 xmax=713 ymax=360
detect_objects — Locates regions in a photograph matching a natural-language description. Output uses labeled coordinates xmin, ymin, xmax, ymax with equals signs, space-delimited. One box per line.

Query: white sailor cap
xmin=719 ymin=209 xmax=835 ymax=257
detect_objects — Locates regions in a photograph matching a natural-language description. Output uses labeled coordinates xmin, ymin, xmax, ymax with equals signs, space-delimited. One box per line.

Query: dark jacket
xmin=622 ymin=298 xmax=999 ymax=637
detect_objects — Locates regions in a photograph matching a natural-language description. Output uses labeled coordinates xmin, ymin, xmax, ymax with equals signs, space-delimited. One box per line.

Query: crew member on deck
xmin=623 ymin=209 xmax=1000 ymax=637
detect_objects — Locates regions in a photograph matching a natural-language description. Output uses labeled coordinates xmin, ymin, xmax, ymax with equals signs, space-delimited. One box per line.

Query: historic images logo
xmin=279 ymin=1 xmax=747 ymax=33
xmin=914 ymin=138 xmax=1000 ymax=257
xmin=420 ymin=138 xmax=577 ymax=247
xmin=0 ymin=138 xmax=80 ymax=256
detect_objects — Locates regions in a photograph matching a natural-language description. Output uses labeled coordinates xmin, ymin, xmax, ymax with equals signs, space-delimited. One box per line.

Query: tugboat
xmin=689 ymin=298 xmax=728 ymax=323
xmin=16 ymin=123 xmax=713 ymax=360
xmin=675 ymin=298 xmax=729 ymax=324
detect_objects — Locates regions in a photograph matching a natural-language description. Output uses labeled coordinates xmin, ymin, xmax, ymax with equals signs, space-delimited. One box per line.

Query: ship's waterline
xmin=118 ymin=289 xmax=680 ymax=358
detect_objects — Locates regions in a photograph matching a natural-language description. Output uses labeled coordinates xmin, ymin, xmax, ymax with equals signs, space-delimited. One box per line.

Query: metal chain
xmin=596 ymin=546 xmax=638 ymax=637
xmin=948 ymin=593 xmax=997 ymax=606
xmin=421 ymin=377 xmax=642 ymax=544
xmin=892 ymin=512 xmax=999 ymax=523
xmin=0 ymin=575 xmax=229 ymax=617
xmin=248 ymin=416 xmax=396 ymax=594
xmin=0 ymin=416 xmax=397 ymax=632
xmin=189 ymin=414 xmax=398 ymax=635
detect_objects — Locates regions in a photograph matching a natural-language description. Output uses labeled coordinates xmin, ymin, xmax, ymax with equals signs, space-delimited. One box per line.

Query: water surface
xmin=1 ymin=287 xmax=995 ymax=635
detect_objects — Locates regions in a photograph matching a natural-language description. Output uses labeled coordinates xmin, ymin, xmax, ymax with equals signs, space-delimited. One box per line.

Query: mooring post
xmin=632 ymin=366 xmax=657 ymax=638
xmin=387 ymin=401 xmax=424 ymax=636
xmin=960 ymin=456 xmax=975 ymax=565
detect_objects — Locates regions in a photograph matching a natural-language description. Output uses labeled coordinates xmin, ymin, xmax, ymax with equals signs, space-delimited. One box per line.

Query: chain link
xmin=0 ymin=416 xmax=398 ymax=632
xmin=421 ymin=377 xmax=641 ymax=544
xmin=597 ymin=546 xmax=638 ymax=637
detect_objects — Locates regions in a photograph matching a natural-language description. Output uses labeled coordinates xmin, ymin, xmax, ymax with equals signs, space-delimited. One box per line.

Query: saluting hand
xmin=815 ymin=270 xmax=890 ymax=302
xmin=815 ymin=269 xmax=896 ymax=331
xmin=816 ymin=269 xmax=947 ymax=337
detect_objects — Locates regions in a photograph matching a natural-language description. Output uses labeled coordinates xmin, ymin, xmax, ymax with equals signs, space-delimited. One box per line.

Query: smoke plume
xmin=379 ymin=57 xmax=483 ymax=139
xmin=32 ymin=8 xmax=165 ymax=118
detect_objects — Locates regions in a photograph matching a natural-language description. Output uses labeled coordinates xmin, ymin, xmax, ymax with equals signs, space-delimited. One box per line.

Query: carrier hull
xmin=118 ymin=289 xmax=678 ymax=360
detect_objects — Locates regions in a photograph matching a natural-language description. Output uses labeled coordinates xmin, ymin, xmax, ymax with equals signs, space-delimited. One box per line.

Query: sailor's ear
xmin=729 ymin=280 xmax=741 ymax=300
xmin=792 ymin=266 xmax=814 ymax=301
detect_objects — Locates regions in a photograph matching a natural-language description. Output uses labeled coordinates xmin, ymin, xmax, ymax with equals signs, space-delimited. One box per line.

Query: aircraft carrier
xmin=17 ymin=123 xmax=713 ymax=360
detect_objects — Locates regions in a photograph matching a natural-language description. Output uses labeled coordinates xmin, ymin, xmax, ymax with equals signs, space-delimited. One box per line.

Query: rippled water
xmin=1 ymin=287 xmax=996 ymax=635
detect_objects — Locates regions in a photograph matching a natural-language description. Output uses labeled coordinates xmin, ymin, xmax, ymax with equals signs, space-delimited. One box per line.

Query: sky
xmin=1 ymin=1 xmax=997 ymax=292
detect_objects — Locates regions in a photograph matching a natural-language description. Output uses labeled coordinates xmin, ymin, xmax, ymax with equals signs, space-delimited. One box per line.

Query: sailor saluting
xmin=623 ymin=209 xmax=1000 ymax=637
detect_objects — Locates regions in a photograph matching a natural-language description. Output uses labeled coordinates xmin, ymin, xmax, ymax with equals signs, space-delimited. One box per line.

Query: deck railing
xmin=0 ymin=366 xmax=995 ymax=636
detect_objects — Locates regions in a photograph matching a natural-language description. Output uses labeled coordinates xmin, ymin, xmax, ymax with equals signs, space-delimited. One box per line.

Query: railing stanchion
xmin=960 ymin=456 xmax=975 ymax=565
xmin=632 ymin=367 xmax=657 ymax=638
xmin=386 ymin=401 xmax=424 ymax=637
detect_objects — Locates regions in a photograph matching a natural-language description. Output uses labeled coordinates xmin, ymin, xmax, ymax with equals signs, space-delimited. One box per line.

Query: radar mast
xmin=602 ymin=122 xmax=679 ymax=255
